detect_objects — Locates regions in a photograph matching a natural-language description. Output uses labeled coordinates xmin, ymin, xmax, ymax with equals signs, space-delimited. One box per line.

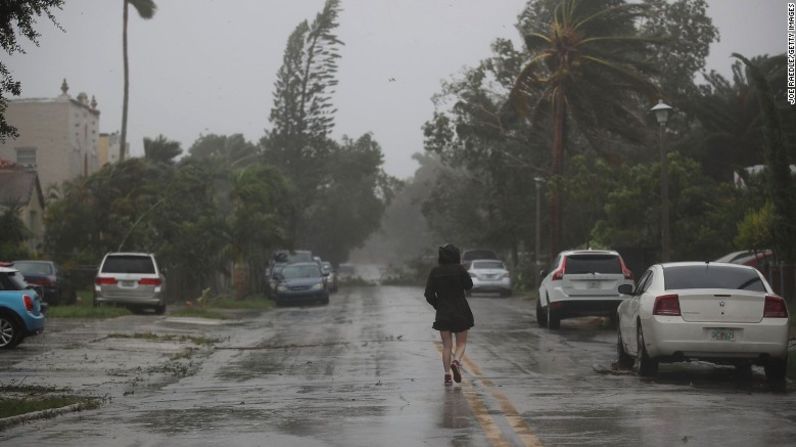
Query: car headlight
xmin=311 ymin=282 xmax=323 ymax=291
xmin=501 ymin=272 xmax=510 ymax=279
xmin=276 ymin=284 xmax=287 ymax=292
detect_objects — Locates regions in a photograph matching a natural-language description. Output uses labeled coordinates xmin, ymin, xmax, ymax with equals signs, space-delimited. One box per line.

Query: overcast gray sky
xmin=6 ymin=0 xmax=786 ymax=179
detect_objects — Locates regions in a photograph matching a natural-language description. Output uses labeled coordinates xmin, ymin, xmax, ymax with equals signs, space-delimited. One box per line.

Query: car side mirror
xmin=539 ymin=269 xmax=547 ymax=278
xmin=274 ymin=273 xmax=284 ymax=281
xmin=618 ymin=284 xmax=634 ymax=295
xmin=322 ymin=272 xmax=330 ymax=277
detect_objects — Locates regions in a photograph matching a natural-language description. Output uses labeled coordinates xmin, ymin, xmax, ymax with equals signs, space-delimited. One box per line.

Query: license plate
xmin=710 ymin=328 xmax=736 ymax=342
xmin=120 ymin=280 xmax=136 ymax=287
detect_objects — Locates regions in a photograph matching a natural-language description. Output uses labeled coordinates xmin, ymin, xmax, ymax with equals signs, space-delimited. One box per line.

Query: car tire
xmin=154 ymin=303 xmax=166 ymax=315
xmin=547 ymin=301 xmax=560 ymax=330
xmin=617 ymin=326 xmax=633 ymax=369
xmin=636 ymin=323 xmax=658 ymax=377
xmin=764 ymin=357 xmax=787 ymax=382
xmin=536 ymin=299 xmax=547 ymax=327
xmin=0 ymin=313 xmax=24 ymax=349
xmin=501 ymin=290 xmax=512 ymax=298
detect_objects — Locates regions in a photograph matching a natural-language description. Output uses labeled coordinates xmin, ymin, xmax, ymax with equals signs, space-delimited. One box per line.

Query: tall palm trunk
xmin=549 ymin=93 xmax=566 ymax=258
xmin=120 ymin=0 xmax=129 ymax=162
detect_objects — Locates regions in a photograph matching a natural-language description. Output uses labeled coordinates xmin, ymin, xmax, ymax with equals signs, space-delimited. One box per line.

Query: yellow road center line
xmin=435 ymin=343 xmax=511 ymax=447
xmin=462 ymin=355 xmax=544 ymax=447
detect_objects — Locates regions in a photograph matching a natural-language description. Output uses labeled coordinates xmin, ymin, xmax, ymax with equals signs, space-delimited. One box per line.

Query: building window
xmin=16 ymin=147 xmax=37 ymax=167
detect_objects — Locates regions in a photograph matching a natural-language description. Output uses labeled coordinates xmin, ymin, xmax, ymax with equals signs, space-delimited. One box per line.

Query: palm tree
xmin=510 ymin=0 xmax=659 ymax=257
xmin=120 ymin=0 xmax=156 ymax=162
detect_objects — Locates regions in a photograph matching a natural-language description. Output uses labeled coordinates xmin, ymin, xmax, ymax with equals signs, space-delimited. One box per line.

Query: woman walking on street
xmin=425 ymin=244 xmax=474 ymax=386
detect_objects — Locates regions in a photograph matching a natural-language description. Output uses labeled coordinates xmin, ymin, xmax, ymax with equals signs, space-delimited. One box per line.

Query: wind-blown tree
xmin=301 ymin=133 xmax=396 ymax=265
xmin=423 ymin=38 xmax=543 ymax=263
xmin=639 ymin=0 xmax=718 ymax=100
xmin=120 ymin=0 xmax=156 ymax=161
xmin=0 ymin=0 xmax=63 ymax=141
xmin=144 ymin=134 xmax=182 ymax=164
xmin=228 ymin=164 xmax=291 ymax=295
xmin=733 ymin=53 xmax=796 ymax=263
xmin=262 ymin=0 xmax=343 ymax=244
xmin=510 ymin=0 xmax=660 ymax=257
xmin=686 ymin=55 xmax=792 ymax=182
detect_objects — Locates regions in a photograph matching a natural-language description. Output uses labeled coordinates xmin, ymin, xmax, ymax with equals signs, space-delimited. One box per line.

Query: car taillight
xmin=653 ymin=294 xmax=681 ymax=316
xmin=763 ymin=295 xmax=788 ymax=318
xmin=552 ymin=257 xmax=567 ymax=281
xmin=95 ymin=277 xmax=117 ymax=285
xmin=139 ymin=278 xmax=162 ymax=286
xmin=619 ymin=257 xmax=633 ymax=280
xmin=23 ymin=294 xmax=34 ymax=312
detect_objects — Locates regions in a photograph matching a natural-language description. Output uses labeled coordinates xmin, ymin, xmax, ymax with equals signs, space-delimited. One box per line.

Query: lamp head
xmin=650 ymin=99 xmax=673 ymax=126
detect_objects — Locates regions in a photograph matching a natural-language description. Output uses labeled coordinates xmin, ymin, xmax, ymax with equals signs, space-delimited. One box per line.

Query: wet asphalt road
xmin=3 ymin=284 xmax=796 ymax=446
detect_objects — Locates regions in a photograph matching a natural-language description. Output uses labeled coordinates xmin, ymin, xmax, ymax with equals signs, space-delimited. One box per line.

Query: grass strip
xmin=0 ymin=396 xmax=95 ymax=419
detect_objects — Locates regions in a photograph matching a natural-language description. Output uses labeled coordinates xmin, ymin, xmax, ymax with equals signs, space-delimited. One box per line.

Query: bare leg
xmin=453 ymin=330 xmax=468 ymax=362
xmin=440 ymin=331 xmax=453 ymax=373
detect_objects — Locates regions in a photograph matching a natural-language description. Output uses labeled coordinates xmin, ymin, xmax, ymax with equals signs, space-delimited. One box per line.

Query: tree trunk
xmin=549 ymin=94 xmax=566 ymax=259
xmin=120 ymin=0 xmax=129 ymax=162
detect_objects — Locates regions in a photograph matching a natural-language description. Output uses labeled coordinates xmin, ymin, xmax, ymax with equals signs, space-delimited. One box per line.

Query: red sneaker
xmin=444 ymin=374 xmax=453 ymax=386
xmin=450 ymin=360 xmax=462 ymax=383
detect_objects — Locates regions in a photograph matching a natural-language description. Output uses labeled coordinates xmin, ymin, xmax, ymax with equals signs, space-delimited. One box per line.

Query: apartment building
xmin=0 ymin=79 xmax=100 ymax=192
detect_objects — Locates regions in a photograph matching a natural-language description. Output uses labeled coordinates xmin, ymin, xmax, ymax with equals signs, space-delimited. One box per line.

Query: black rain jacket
xmin=424 ymin=244 xmax=474 ymax=333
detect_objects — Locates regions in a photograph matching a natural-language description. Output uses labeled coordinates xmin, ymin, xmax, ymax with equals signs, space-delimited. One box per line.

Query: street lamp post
xmin=650 ymin=99 xmax=673 ymax=262
xmin=534 ymin=176 xmax=545 ymax=273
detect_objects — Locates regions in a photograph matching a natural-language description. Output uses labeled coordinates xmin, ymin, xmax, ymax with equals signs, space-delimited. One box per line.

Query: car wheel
xmin=764 ymin=357 xmax=787 ymax=382
xmin=0 ymin=313 xmax=23 ymax=349
xmin=616 ymin=326 xmax=633 ymax=369
xmin=608 ymin=312 xmax=619 ymax=329
xmin=154 ymin=303 xmax=166 ymax=315
xmin=536 ymin=299 xmax=547 ymax=327
xmin=636 ymin=323 xmax=658 ymax=377
xmin=547 ymin=301 xmax=560 ymax=330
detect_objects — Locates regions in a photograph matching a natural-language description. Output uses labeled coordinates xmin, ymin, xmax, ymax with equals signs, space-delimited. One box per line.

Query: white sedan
xmin=616 ymin=262 xmax=789 ymax=381
xmin=468 ymin=259 xmax=512 ymax=297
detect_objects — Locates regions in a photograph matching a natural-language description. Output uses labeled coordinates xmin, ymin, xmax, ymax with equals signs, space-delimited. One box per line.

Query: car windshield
xmin=472 ymin=261 xmax=504 ymax=270
xmin=12 ymin=261 xmax=53 ymax=275
xmin=565 ymin=255 xmax=621 ymax=274
xmin=282 ymin=265 xmax=321 ymax=279
xmin=102 ymin=256 xmax=156 ymax=274
xmin=664 ymin=265 xmax=766 ymax=291
xmin=0 ymin=271 xmax=29 ymax=291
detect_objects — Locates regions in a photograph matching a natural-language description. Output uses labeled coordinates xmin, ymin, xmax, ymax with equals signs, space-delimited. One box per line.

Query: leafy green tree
xmin=144 ymin=134 xmax=182 ymax=164
xmin=228 ymin=164 xmax=291 ymax=295
xmin=0 ymin=0 xmax=63 ymax=141
xmin=120 ymin=0 xmax=156 ymax=161
xmin=422 ymin=38 xmax=543 ymax=263
xmin=0 ymin=205 xmax=31 ymax=259
xmin=733 ymin=53 xmax=796 ymax=262
xmin=511 ymin=0 xmax=660 ymax=257
xmin=301 ymin=134 xmax=396 ymax=265
xmin=639 ymin=0 xmax=718 ymax=99
xmin=589 ymin=152 xmax=741 ymax=261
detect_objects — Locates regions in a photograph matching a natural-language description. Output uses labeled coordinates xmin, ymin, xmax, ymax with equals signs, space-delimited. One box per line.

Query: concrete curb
xmin=0 ymin=402 xmax=89 ymax=432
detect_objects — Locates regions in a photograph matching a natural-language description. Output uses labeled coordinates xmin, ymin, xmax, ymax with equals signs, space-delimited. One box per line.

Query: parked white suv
xmin=537 ymin=249 xmax=633 ymax=329
xmin=94 ymin=253 xmax=166 ymax=314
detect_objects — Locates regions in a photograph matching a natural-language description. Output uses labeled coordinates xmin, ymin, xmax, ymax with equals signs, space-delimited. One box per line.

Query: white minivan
xmin=94 ymin=252 xmax=166 ymax=314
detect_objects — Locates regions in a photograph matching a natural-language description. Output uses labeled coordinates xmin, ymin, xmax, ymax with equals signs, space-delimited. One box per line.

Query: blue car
xmin=0 ymin=266 xmax=46 ymax=349
xmin=273 ymin=262 xmax=330 ymax=306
